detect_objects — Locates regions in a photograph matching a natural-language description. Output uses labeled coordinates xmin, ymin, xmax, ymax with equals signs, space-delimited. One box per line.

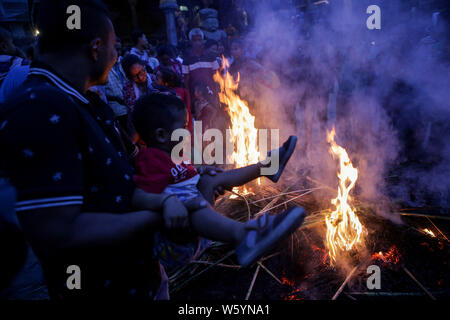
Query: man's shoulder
xmin=0 ymin=77 xmax=84 ymax=130
xmin=3 ymin=77 xmax=80 ymax=112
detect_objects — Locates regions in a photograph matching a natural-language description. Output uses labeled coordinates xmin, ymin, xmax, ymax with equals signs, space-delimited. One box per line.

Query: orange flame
xmin=213 ymin=57 xmax=260 ymax=195
xmin=325 ymin=127 xmax=364 ymax=265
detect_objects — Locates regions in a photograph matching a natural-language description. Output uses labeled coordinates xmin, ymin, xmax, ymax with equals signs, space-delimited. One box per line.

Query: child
xmin=193 ymin=84 xmax=217 ymax=131
xmin=131 ymin=93 xmax=305 ymax=269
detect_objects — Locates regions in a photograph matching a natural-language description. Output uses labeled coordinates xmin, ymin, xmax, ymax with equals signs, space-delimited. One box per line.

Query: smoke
xmin=233 ymin=0 xmax=450 ymax=218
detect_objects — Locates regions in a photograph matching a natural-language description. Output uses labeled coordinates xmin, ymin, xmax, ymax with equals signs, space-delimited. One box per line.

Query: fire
xmin=423 ymin=228 xmax=436 ymax=238
xmin=213 ymin=57 xmax=260 ymax=196
xmin=371 ymin=245 xmax=401 ymax=265
xmin=325 ymin=127 xmax=364 ymax=265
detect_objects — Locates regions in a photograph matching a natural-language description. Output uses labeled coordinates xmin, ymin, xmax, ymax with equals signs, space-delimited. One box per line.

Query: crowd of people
xmin=0 ymin=0 xmax=305 ymax=300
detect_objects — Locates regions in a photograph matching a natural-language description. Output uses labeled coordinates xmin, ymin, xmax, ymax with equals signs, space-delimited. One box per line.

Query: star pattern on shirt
xmin=49 ymin=114 xmax=60 ymax=124
xmin=22 ymin=149 xmax=34 ymax=158
xmin=117 ymin=151 xmax=123 ymax=158
xmin=124 ymin=174 xmax=130 ymax=181
xmin=106 ymin=158 xmax=112 ymax=166
xmin=53 ymin=172 xmax=62 ymax=181
xmin=115 ymin=195 xmax=122 ymax=203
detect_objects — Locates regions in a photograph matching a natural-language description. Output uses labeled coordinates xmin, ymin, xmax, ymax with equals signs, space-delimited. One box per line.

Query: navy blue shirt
xmin=0 ymin=62 xmax=161 ymax=299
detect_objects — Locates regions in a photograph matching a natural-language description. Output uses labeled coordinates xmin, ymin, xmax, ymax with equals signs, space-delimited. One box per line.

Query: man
xmin=130 ymin=30 xmax=159 ymax=72
xmin=182 ymin=28 xmax=220 ymax=117
xmin=0 ymin=0 xmax=206 ymax=300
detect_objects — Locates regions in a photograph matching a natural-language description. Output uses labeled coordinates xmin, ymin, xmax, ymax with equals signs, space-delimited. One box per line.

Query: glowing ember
xmin=325 ymin=127 xmax=364 ymax=265
xmin=423 ymin=228 xmax=436 ymax=238
xmin=371 ymin=245 xmax=401 ymax=265
xmin=214 ymin=57 xmax=260 ymax=196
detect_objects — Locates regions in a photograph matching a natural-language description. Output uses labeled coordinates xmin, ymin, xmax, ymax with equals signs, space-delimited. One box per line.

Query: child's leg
xmin=198 ymin=136 xmax=298 ymax=203
xmin=189 ymin=204 xmax=246 ymax=246
xmin=197 ymin=163 xmax=263 ymax=203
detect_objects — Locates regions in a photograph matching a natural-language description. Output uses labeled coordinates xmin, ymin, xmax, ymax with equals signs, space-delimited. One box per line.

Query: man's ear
xmin=155 ymin=128 xmax=168 ymax=144
xmin=89 ymin=37 xmax=103 ymax=61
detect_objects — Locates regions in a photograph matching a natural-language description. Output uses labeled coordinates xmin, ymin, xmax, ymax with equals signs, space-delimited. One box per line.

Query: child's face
xmin=166 ymin=108 xmax=188 ymax=150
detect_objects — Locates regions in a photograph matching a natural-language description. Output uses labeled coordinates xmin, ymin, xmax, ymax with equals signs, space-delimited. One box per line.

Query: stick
xmin=257 ymin=262 xmax=282 ymax=284
xmin=402 ymin=266 xmax=436 ymax=300
xmin=332 ymin=265 xmax=359 ymax=300
xmin=190 ymin=260 xmax=241 ymax=269
xmin=256 ymin=189 xmax=317 ymax=216
xmin=170 ymin=251 xmax=235 ymax=294
xmin=398 ymin=212 xmax=450 ymax=220
xmin=230 ymin=190 xmax=252 ymax=221
xmin=426 ymin=217 xmax=449 ymax=241
xmin=344 ymin=292 xmax=357 ymax=300
xmin=306 ymin=176 xmax=335 ymax=192
xmin=348 ymin=292 xmax=426 ymax=297
xmin=249 ymin=188 xmax=323 ymax=205
xmin=245 ymin=264 xmax=261 ymax=300
xmin=261 ymin=252 xmax=281 ymax=262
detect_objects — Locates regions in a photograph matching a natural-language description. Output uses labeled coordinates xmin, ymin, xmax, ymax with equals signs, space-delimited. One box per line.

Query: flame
xmin=423 ymin=228 xmax=436 ymax=238
xmin=371 ymin=245 xmax=401 ymax=265
xmin=214 ymin=57 xmax=260 ymax=196
xmin=325 ymin=127 xmax=364 ymax=265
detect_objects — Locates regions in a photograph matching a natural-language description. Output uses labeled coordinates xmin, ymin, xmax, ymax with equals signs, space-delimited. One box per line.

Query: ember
xmin=371 ymin=245 xmax=401 ymax=265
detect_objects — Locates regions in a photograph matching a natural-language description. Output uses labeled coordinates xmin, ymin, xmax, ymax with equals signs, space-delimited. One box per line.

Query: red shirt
xmin=133 ymin=147 xmax=198 ymax=194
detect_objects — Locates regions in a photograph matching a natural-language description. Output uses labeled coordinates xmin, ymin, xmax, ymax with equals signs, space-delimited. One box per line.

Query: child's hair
xmin=158 ymin=67 xmax=182 ymax=88
xmin=132 ymin=93 xmax=186 ymax=145
xmin=121 ymin=54 xmax=145 ymax=78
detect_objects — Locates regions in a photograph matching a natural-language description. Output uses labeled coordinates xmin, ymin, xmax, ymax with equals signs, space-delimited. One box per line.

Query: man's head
xmin=36 ymin=0 xmax=117 ymax=86
xmin=0 ymin=27 xmax=16 ymax=56
xmin=132 ymin=30 xmax=148 ymax=50
xmin=189 ymin=28 xmax=204 ymax=51
xmin=121 ymin=54 xmax=147 ymax=84
xmin=205 ymin=39 xmax=218 ymax=57
xmin=133 ymin=93 xmax=187 ymax=151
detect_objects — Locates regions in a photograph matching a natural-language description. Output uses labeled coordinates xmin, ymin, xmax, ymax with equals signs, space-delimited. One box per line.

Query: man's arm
xmin=17 ymin=205 xmax=162 ymax=260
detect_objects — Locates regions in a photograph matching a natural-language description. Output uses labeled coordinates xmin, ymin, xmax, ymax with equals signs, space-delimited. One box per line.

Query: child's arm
xmin=131 ymin=187 xmax=172 ymax=211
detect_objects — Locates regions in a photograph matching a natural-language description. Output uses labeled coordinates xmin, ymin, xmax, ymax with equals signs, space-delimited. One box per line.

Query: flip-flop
xmin=235 ymin=206 xmax=306 ymax=268
xmin=267 ymin=135 xmax=298 ymax=183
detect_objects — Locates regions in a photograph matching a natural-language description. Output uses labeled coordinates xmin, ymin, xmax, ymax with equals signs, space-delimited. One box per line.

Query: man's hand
xmin=197 ymin=166 xmax=226 ymax=198
xmin=162 ymin=196 xmax=190 ymax=230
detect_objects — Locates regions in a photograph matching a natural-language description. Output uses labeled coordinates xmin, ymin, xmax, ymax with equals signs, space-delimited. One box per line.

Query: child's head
xmin=133 ymin=93 xmax=187 ymax=152
xmin=156 ymin=67 xmax=181 ymax=88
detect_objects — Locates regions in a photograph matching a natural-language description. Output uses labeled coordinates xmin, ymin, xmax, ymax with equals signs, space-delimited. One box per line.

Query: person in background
xmin=182 ymin=28 xmax=220 ymax=117
xmin=155 ymin=67 xmax=193 ymax=137
xmin=156 ymin=44 xmax=183 ymax=83
xmin=0 ymin=27 xmax=28 ymax=87
xmin=130 ymin=30 xmax=158 ymax=73
xmin=0 ymin=28 xmax=29 ymax=103
xmin=122 ymin=54 xmax=157 ymax=112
